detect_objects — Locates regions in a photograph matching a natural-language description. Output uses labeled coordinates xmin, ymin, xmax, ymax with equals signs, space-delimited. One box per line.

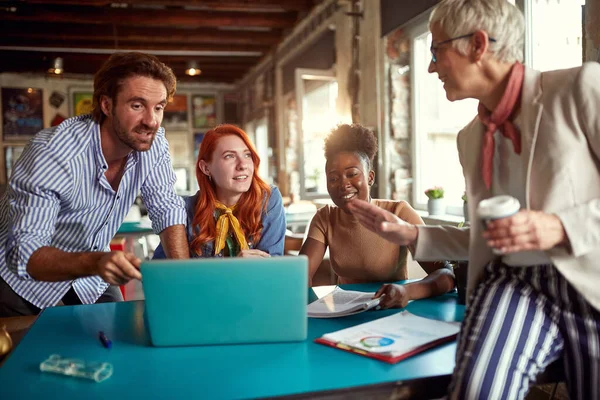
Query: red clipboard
xmin=315 ymin=332 xmax=458 ymax=364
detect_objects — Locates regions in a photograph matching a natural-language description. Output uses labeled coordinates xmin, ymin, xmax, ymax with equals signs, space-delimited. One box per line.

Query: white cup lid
xmin=476 ymin=195 xmax=520 ymax=220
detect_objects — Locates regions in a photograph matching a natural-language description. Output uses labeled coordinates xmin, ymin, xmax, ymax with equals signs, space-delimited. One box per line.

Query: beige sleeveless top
xmin=307 ymin=199 xmax=418 ymax=284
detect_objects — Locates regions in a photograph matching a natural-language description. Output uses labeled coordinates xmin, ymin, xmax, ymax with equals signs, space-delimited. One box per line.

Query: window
xmin=526 ymin=0 xmax=585 ymax=71
xmin=412 ymin=29 xmax=477 ymax=214
xmin=245 ymin=117 xmax=270 ymax=184
xmin=254 ymin=118 xmax=270 ymax=184
xmin=410 ymin=0 xmax=584 ymax=215
xmin=295 ymin=69 xmax=341 ymax=199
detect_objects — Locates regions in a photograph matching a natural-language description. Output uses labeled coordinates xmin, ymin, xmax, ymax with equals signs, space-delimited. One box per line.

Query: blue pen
xmin=98 ymin=331 xmax=112 ymax=349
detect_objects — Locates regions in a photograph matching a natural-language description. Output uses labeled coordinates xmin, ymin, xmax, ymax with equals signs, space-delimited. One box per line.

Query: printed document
xmin=317 ymin=310 xmax=460 ymax=363
xmin=307 ymin=287 xmax=381 ymax=318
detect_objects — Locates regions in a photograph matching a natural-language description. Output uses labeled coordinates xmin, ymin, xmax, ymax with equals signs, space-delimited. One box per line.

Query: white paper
xmin=322 ymin=311 xmax=460 ymax=356
xmin=307 ymin=287 xmax=381 ymax=318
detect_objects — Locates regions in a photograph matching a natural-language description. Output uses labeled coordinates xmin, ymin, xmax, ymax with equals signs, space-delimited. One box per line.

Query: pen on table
xmin=98 ymin=331 xmax=112 ymax=349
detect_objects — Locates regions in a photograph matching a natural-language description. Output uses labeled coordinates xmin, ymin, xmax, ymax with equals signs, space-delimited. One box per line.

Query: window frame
xmin=294 ymin=67 xmax=337 ymax=200
xmin=410 ymin=19 xmax=466 ymax=216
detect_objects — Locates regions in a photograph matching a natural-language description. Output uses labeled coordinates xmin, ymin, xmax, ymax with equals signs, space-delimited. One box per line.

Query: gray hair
xmin=429 ymin=0 xmax=524 ymax=64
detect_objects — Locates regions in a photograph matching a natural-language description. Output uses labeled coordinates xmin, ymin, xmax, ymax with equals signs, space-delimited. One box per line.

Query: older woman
xmin=154 ymin=124 xmax=285 ymax=258
xmin=348 ymin=1 xmax=600 ymax=399
xmin=300 ymin=123 xmax=454 ymax=308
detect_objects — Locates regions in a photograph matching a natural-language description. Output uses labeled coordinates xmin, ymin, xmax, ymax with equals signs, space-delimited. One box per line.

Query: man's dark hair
xmin=91 ymin=52 xmax=177 ymax=124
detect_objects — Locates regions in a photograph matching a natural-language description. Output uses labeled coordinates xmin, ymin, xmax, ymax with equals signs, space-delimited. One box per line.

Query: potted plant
xmin=425 ymin=186 xmax=445 ymax=215
xmin=306 ymin=168 xmax=321 ymax=192
xmin=462 ymin=192 xmax=469 ymax=222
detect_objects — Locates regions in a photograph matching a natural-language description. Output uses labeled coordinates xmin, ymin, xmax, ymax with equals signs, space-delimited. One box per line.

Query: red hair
xmin=191 ymin=124 xmax=271 ymax=256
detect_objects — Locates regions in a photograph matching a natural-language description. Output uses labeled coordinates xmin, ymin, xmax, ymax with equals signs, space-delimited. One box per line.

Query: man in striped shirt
xmin=0 ymin=52 xmax=189 ymax=317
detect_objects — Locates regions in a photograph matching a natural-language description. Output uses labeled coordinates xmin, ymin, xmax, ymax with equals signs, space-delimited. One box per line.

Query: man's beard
xmin=111 ymin=111 xmax=158 ymax=152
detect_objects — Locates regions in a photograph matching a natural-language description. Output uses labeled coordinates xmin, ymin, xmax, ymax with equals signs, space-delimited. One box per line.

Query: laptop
xmin=141 ymin=256 xmax=308 ymax=346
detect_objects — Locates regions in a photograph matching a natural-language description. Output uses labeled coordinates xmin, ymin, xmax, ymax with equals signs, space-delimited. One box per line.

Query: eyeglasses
xmin=430 ymin=33 xmax=497 ymax=63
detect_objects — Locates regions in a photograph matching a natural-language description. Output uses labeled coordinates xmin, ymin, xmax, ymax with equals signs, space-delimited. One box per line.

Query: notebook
xmin=141 ymin=256 xmax=308 ymax=346
xmin=307 ymin=287 xmax=382 ymax=318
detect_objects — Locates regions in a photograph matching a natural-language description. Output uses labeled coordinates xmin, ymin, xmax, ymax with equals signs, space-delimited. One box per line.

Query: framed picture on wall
xmin=69 ymin=87 xmax=94 ymax=117
xmin=191 ymin=95 xmax=216 ymax=129
xmin=163 ymin=94 xmax=189 ymax=130
xmin=2 ymin=87 xmax=44 ymax=140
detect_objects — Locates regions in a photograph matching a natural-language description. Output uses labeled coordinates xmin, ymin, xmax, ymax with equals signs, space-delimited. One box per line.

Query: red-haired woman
xmin=153 ymin=124 xmax=285 ymax=258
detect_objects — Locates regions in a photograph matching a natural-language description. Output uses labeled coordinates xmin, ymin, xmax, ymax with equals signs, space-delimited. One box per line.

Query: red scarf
xmin=478 ymin=62 xmax=525 ymax=190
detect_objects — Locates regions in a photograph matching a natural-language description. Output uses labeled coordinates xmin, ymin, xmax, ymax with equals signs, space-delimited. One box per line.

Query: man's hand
xmin=96 ymin=251 xmax=142 ymax=286
xmin=238 ymin=249 xmax=271 ymax=258
xmin=347 ymin=199 xmax=419 ymax=246
xmin=483 ymin=210 xmax=568 ymax=254
xmin=373 ymin=284 xmax=409 ymax=309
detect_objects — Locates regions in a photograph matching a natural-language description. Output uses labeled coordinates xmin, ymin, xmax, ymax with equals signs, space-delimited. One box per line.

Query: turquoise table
xmin=0 ymin=284 xmax=464 ymax=399
xmin=114 ymin=221 xmax=155 ymax=260
xmin=116 ymin=221 xmax=154 ymax=235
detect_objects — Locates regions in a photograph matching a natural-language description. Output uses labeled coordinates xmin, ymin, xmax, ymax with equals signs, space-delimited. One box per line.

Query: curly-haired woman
xmin=300 ymin=124 xmax=454 ymax=308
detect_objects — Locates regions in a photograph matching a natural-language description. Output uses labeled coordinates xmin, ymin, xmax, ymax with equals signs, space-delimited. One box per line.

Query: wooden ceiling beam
xmin=0 ymin=0 xmax=320 ymax=84
xmin=177 ymin=75 xmax=237 ymax=84
xmin=0 ymin=66 xmax=247 ymax=77
xmin=0 ymin=38 xmax=271 ymax=54
xmin=0 ymin=57 xmax=251 ymax=72
xmin=20 ymin=0 xmax=316 ymax=12
xmin=0 ymin=51 xmax=261 ymax=66
xmin=0 ymin=62 xmax=244 ymax=81
xmin=1 ymin=4 xmax=299 ymax=28
xmin=0 ymin=53 xmax=252 ymax=75
xmin=170 ymin=68 xmax=251 ymax=77
xmin=160 ymin=63 xmax=255 ymax=72
xmin=2 ymin=26 xmax=281 ymax=47
xmin=2 ymin=32 xmax=275 ymax=47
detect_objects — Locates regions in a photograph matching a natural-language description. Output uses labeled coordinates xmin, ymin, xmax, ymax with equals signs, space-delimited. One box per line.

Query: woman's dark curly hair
xmin=324 ymin=124 xmax=378 ymax=169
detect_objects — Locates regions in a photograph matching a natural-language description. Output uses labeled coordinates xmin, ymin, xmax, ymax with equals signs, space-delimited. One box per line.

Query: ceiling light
xmin=48 ymin=57 xmax=63 ymax=75
xmin=185 ymin=61 xmax=201 ymax=76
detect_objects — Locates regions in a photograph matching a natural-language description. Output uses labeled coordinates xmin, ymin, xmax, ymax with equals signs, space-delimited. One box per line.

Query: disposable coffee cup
xmin=476 ymin=195 xmax=520 ymax=224
xmin=476 ymin=195 xmax=521 ymax=254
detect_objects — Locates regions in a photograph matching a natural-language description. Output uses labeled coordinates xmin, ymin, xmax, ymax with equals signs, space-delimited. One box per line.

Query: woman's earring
xmin=207 ymin=174 xmax=212 ymax=182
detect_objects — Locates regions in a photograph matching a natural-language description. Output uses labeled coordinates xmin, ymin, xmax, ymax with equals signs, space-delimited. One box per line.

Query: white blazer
xmin=413 ymin=62 xmax=600 ymax=312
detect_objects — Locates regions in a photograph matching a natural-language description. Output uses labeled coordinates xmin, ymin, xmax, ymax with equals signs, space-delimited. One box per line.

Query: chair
xmin=284 ymin=230 xmax=304 ymax=255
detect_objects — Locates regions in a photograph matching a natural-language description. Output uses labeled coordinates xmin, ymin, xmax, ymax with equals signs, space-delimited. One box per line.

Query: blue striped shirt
xmin=0 ymin=115 xmax=186 ymax=309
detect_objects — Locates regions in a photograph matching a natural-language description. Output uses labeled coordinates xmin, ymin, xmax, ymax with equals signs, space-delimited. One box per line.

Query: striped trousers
xmin=448 ymin=262 xmax=600 ymax=400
